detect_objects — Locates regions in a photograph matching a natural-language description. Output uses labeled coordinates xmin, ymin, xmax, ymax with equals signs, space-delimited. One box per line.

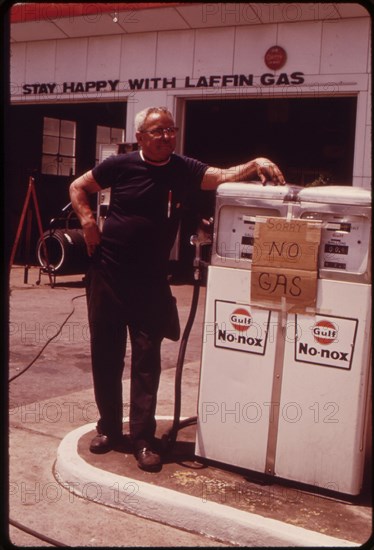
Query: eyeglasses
xmin=141 ymin=126 xmax=179 ymax=138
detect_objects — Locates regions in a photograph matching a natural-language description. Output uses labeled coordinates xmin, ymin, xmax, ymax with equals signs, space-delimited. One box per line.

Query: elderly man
xmin=69 ymin=106 xmax=284 ymax=472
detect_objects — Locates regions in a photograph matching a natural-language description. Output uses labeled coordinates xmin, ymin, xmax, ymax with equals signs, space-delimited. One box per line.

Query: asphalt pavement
xmin=7 ymin=265 xmax=373 ymax=547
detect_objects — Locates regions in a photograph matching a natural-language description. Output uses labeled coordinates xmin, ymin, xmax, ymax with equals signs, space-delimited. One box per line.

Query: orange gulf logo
xmin=230 ymin=308 xmax=252 ymax=332
xmin=312 ymin=320 xmax=338 ymax=345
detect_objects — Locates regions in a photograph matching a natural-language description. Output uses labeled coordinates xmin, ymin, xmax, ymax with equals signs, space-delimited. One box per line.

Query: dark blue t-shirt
xmin=92 ymin=151 xmax=208 ymax=278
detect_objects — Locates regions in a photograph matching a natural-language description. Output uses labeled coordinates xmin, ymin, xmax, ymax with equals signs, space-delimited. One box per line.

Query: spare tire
xmin=36 ymin=229 xmax=89 ymax=275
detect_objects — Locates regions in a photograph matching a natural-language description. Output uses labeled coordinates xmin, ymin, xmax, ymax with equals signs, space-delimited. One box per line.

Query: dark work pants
xmin=86 ymin=261 xmax=163 ymax=448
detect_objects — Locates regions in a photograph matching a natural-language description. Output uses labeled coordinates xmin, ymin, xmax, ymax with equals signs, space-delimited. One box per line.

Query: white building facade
xmin=10 ymin=3 xmax=371 ymax=189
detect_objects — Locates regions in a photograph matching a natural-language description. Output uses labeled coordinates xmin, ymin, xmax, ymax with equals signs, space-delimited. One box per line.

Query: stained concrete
xmin=8 ymin=266 xmax=373 ymax=547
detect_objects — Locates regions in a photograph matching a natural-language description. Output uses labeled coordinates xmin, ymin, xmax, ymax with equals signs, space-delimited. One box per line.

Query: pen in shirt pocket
xmin=167 ymin=189 xmax=172 ymax=218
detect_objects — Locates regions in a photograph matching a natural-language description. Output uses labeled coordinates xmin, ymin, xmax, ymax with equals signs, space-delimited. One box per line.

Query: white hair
xmin=134 ymin=107 xmax=174 ymax=132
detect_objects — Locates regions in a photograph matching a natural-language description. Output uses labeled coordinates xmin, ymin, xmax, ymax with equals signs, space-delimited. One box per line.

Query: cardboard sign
xmin=251 ymin=217 xmax=322 ymax=312
xmin=251 ymin=266 xmax=318 ymax=311
xmin=252 ymin=218 xmax=321 ymax=270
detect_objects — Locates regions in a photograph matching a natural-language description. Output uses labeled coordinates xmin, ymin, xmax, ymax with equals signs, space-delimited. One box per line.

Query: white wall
xmin=11 ymin=17 xmax=371 ymax=187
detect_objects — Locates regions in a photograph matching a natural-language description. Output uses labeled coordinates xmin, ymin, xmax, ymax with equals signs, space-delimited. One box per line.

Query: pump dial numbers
xmin=324 ymin=244 xmax=349 ymax=255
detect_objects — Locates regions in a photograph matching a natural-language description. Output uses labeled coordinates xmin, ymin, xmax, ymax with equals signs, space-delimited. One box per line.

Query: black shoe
xmin=89 ymin=433 xmax=126 ymax=454
xmin=135 ymin=447 xmax=162 ymax=472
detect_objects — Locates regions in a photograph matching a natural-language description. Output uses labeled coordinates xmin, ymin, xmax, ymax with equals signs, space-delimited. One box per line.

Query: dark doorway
xmin=184 ymin=96 xmax=357 ymax=219
xmin=6 ymin=101 xmax=126 ymax=264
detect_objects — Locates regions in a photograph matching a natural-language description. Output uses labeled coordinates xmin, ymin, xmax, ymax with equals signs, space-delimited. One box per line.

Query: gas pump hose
xmin=162 ymin=231 xmax=211 ymax=451
xmin=162 ymin=277 xmax=200 ymax=449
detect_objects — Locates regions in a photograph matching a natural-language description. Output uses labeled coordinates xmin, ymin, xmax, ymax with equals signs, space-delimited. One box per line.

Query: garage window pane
xmin=60 ymin=156 xmax=76 ymax=176
xmin=60 ymin=120 xmax=76 ymax=139
xmin=42 ymin=154 xmax=58 ymax=175
xmin=42 ymin=135 xmax=59 ymax=155
xmin=43 ymin=117 xmax=60 ymax=136
xmin=42 ymin=117 xmax=76 ymax=175
xmin=60 ymin=137 xmax=75 ymax=156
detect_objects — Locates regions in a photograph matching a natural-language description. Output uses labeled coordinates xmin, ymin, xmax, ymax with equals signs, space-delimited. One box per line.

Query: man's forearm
xmin=70 ymin=181 xmax=96 ymax=227
xmin=69 ymin=172 xmax=102 ymax=256
xmin=201 ymin=160 xmax=256 ymax=190
xmin=69 ymin=171 xmax=101 ymax=227
xmin=219 ymin=160 xmax=258 ymax=184
xmin=201 ymin=157 xmax=284 ymax=190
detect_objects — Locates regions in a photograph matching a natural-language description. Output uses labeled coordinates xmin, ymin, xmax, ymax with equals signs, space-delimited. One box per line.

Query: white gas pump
xmin=195 ymin=183 xmax=371 ymax=495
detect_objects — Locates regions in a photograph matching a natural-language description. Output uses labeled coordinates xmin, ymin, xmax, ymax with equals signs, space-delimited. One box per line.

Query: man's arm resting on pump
xmin=69 ymin=170 xmax=102 ymax=256
xmin=201 ymin=157 xmax=285 ymax=190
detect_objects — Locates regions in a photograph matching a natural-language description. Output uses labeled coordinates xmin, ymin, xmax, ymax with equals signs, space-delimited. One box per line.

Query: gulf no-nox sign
xmin=214 ymin=300 xmax=271 ymax=355
xmin=294 ymin=314 xmax=358 ymax=370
